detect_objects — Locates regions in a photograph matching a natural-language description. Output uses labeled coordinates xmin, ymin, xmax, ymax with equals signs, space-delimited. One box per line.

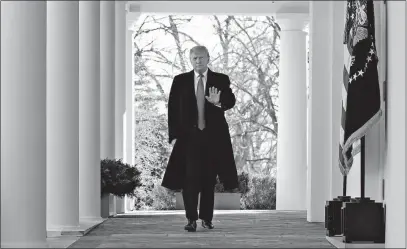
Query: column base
xmin=326 ymin=236 xmax=385 ymax=248
xmin=276 ymin=201 xmax=307 ymax=211
xmin=79 ymin=216 xmax=105 ymax=223
xmin=1 ymin=241 xmax=49 ymax=248
xmin=47 ymin=219 xmax=105 ymax=238
xmin=276 ymin=207 xmax=307 ymax=211
xmin=47 ymin=225 xmax=80 ymax=238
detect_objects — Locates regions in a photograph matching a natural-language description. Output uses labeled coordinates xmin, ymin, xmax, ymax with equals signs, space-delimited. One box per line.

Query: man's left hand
xmin=205 ymin=87 xmax=221 ymax=105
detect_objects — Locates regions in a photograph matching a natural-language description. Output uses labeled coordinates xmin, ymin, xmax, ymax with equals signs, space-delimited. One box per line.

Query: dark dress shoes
xmin=201 ymin=220 xmax=214 ymax=229
xmin=184 ymin=219 xmax=197 ymax=232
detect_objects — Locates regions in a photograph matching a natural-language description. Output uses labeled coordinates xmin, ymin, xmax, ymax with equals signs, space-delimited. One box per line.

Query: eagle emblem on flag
xmin=339 ymin=0 xmax=382 ymax=176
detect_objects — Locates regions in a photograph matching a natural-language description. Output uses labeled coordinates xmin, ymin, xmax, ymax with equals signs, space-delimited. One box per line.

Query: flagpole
xmin=360 ymin=136 xmax=365 ymax=199
xmin=343 ymin=175 xmax=347 ymax=196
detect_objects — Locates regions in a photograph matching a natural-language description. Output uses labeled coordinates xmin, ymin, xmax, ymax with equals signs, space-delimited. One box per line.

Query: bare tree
xmin=210 ymin=16 xmax=280 ymax=175
xmin=132 ymin=15 xmax=200 ymax=109
xmin=132 ymin=14 xmax=281 ymax=179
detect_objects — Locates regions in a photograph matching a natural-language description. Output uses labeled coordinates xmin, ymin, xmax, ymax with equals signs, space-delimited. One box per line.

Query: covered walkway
xmin=67 ymin=211 xmax=332 ymax=248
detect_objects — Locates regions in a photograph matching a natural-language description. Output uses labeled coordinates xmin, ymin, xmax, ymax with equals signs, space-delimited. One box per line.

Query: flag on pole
xmin=339 ymin=0 xmax=382 ymax=176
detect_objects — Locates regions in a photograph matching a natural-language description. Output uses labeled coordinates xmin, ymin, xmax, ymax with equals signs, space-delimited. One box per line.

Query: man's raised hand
xmin=205 ymin=86 xmax=221 ymax=105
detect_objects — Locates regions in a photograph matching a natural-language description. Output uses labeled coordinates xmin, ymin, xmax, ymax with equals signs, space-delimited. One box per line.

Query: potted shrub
xmin=213 ymin=172 xmax=249 ymax=210
xmin=175 ymin=172 xmax=250 ymax=210
xmin=100 ymin=158 xmax=142 ymax=217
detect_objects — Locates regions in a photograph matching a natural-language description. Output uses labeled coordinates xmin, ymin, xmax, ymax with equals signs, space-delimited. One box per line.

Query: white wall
xmin=405 ymin=3 xmax=407 ymax=247
xmin=385 ymin=1 xmax=406 ymax=248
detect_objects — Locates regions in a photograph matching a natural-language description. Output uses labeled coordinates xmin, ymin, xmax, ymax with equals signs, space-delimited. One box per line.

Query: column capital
xmin=126 ymin=3 xmax=141 ymax=31
xmin=275 ymin=13 xmax=309 ymax=31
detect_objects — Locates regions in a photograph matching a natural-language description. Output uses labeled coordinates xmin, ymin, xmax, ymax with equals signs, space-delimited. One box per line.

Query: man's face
xmin=190 ymin=49 xmax=209 ymax=73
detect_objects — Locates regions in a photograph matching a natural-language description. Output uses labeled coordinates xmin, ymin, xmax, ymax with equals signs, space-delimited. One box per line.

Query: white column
xmin=385 ymin=2 xmax=406 ymax=247
xmin=115 ymin=1 xmax=126 ymax=214
xmin=124 ymin=27 xmax=135 ymax=212
xmin=307 ymin=1 xmax=332 ymax=222
xmin=330 ymin=1 xmax=346 ymax=199
xmin=124 ymin=10 xmax=141 ymax=212
xmin=275 ymin=14 xmax=308 ymax=211
xmin=115 ymin=1 xmax=126 ymax=161
xmin=79 ymin=1 xmax=103 ymax=222
xmin=405 ymin=1 xmax=407 ymax=246
xmin=101 ymin=1 xmax=116 ymax=216
xmin=125 ymin=28 xmax=135 ymax=167
xmin=125 ymin=11 xmax=140 ymax=167
xmin=47 ymin=1 xmax=80 ymax=233
xmin=101 ymin=2 xmax=116 ymax=160
xmin=1 ymin=2 xmax=47 ymax=247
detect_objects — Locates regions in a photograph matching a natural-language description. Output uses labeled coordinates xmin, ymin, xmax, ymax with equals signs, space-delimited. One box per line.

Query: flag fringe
xmin=340 ymin=108 xmax=382 ymax=175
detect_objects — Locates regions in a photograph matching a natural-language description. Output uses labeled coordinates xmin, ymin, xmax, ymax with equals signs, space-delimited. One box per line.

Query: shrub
xmin=214 ymin=172 xmax=250 ymax=194
xmin=241 ymin=175 xmax=276 ymax=210
xmin=150 ymin=185 xmax=176 ymax=210
xmin=101 ymin=158 xmax=142 ymax=198
xmin=134 ymin=177 xmax=176 ymax=210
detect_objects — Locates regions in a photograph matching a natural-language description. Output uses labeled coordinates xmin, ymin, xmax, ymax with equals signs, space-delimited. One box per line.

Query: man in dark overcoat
xmin=161 ymin=45 xmax=238 ymax=232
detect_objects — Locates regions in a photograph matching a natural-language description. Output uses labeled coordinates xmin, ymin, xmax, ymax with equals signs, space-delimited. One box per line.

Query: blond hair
xmin=189 ymin=46 xmax=210 ymax=57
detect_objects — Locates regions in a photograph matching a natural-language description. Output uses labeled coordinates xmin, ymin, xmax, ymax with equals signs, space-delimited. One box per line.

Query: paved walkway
xmin=68 ymin=210 xmax=333 ymax=248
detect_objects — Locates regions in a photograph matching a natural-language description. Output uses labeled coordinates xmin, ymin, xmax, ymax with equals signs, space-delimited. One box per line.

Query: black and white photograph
xmin=1 ymin=0 xmax=406 ymax=248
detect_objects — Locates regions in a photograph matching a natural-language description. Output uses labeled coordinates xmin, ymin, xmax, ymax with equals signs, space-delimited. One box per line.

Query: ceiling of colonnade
xmin=127 ymin=1 xmax=309 ymax=16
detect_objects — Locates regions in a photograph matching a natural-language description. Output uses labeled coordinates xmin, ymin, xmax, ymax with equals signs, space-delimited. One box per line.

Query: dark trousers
xmin=182 ymin=128 xmax=216 ymax=221
xmin=182 ymin=182 xmax=215 ymax=221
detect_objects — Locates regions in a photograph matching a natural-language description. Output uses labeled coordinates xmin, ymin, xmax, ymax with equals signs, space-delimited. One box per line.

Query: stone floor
xmin=68 ymin=210 xmax=334 ymax=248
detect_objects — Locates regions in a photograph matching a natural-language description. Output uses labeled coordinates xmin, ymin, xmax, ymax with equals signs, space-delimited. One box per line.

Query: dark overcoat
xmin=161 ymin=69 xmax=239 ymax=191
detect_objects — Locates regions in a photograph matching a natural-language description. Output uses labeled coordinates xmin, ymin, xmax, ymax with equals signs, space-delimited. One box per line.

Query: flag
xmin=339 ymin=0 xmax=382 ymax=176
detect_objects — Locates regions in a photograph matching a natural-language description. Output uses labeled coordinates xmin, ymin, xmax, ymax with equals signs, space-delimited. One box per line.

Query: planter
xmin=175 ymin=192 xmax=241 ymax=210
xmin=101 ymin=194 xmax=110 ymax=218
xmin=116 ymin=196 xmax=125 ymax=214
xmin=101 ymin=194 xmax=118 ymax=218
xmin=109 ymin=194 xmax=116 ymax=216
xmin=125 ymin=196 xmax=135 ymax=211
xmin=214 ymin=193 xmax=241 ymax=209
